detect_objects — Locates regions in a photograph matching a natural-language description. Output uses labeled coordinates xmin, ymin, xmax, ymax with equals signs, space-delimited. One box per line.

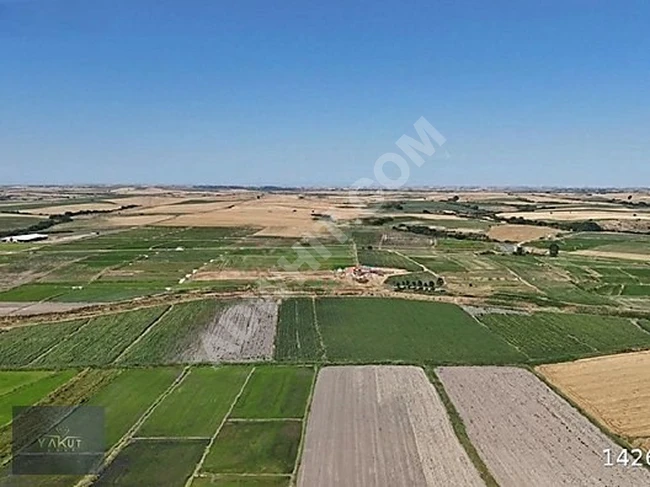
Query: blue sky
xmin=1 ymin=0 xmax=649 ymax=187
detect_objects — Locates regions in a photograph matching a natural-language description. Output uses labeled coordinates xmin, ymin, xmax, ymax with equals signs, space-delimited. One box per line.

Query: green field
xmin=94 ymin=439 xmax=208 ymax=487
xmin=202 ymin=421 xmax=302 ymax=475
xmin=314 ymin=298 xmax=525 ymax=364
xmin=34 ymin=307 xmax=167 ymax=367
xmin=191 ymin=476 xmax=290 ymax=487
xmin=0 ymin=371 xmax=77 ymax=426
xmin=356 ymin=249 xmax=421 ymax=271
xmin=274 ymin=298 xmax=323 ymax=361
xmin=138 ymin=366 xmax=251 ymax=437
xmin=231 ymin=366 xmax=314 ymax=419
xmin=0 ymin=371 xmax=53 ymax=396
xmin=119 ymin=300 xmax=223 ymax=365
xmin=86 ymin=368 xmax=181 ymax=446
xmin=0 ymin=320 xmax=88 ymax=367
xmin=479 ymin=312 xmax=650 ymax=362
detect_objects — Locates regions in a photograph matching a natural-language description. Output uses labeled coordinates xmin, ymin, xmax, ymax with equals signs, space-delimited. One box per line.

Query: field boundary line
xmin=311 ymin=297 xmax=327 ymax=360
xmin=226 ymin=417 xmax=303 ymax=423
xmin=196 ymin=472 xmax=292 ymax=478
xmin=132 ymin=436 xmax=212 ymax=441
xmin=112 ymin=304 xmax=174 ymax=363
xmin=388 ymin=248 xmax=435 ymax=274
xmin=630 ymin=318 xmax=650 ymax=336
xmin=426 ymin=368 xmax=500 ymax=487
xmin=74 ymin=366 xmax=192 ymax=487
xmin=186 ymin=366 xmax=256 ymax=487
xmin=352 ymin=240 xmax=359 ymax=266
xmin=291 ymin=364 xmax=318 ymax=485
xmin=26 ymin=318 xmax=93 ymax=366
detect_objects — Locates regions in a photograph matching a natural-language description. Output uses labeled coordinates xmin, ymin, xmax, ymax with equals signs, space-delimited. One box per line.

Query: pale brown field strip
xmin=438 ymin=366 xmax=650 ymax=487
xmin=297 ymin=365 xmax=484 ymax=487
xmin=538 ymin=351 xmax=650 ymax=440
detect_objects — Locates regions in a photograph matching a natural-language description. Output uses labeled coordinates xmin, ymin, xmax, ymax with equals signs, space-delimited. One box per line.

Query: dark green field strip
xmin=0 ymin=371 xmax=54 ymax=396
xmin=357 ymin=249 xmax=421 ymax=271
xmin=138 ymin=366 xmax=251 ymax=437
xmin=409 ymin=255 xmax=466 ymax=273
xmin=191 ymin=475 xmax=291 ymax=487
xmin=479 ymin=312 xmax=650 ymax=362
xmin=0 ymin=320 xmax=88 ymax=368
xmin=34 ymin=307 xmax=167 ymax=367
xmin=51 ymin=282 xmax=170 ymax=302
xmin=93 ymin=439 xmax=208 ymax=487
xmin=118 ymin=300 xmax=223 ymax=365
xmin=86 ymin=368 xmax=182 ymax=446
xmin=274 ymin=298 xmax=323 ymax=361
xmin=0 ymin=371 xmax=77 ymax=427
xmin=0 ymin=283 xmax=71 ymax=302
xmin=315 ymin=298 xmax=525 ymax=364
xmin=202 ymin=421 xmax=302 ymax=475
xmin=0 ymin=466 xmax=80 ymax=487
xmin=230 ymin=367 xmax=314 ymax=419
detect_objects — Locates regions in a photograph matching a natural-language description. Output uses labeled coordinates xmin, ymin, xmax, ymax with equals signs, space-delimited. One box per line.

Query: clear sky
xmin=1 ymin=0 xmax=649 ymax=187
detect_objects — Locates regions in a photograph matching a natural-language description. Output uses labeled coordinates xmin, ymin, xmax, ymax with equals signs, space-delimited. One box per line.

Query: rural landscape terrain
xmin=1 ymin=185 xmax=650 ymax=486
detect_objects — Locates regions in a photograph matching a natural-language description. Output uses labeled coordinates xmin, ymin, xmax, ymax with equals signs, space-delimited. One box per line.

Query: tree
xmin=549 ymin=243 xmax=560 ymax=257
xmin=436 ymin=277 xmax=445 ymax=287
xmin=428 ymin=280 xmax=435 ymax=290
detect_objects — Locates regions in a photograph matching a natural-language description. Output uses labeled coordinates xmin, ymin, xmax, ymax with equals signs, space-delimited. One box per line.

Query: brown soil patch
xmin=150 ymin=194 xmax=370 ymax=237
xmin=537 ymin=351 xmax=650 ymax=441
xmin=298 ymin=366 xmax=484 ymax=487
xmin=498 ymin=208 xmax=650 ymax=221
xmin=438 ymin=366 xmax=650 ymax=486
xmin=487 ymin=224 xmax=562 ymax=242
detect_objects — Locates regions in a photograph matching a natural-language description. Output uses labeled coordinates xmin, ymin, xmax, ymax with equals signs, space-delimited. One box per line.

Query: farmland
xmin=478 ymin=311 xmax=650 ymax=362
xmin=1 ymin=187 xmax=650 ymax=485
xmin=538 ymin=351 xmax=650 ymax=450
xmin=298 ymin=366 xmax=483 ymax=486
xmin=314 ymin=298 xmax=524 ymax=364
xmin=437 ymin=366 xmax=650 ymax=486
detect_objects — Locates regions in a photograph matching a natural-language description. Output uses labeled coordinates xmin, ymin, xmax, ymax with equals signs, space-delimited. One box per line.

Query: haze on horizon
xmin=1 ymin=1 xmax=649 ymax=188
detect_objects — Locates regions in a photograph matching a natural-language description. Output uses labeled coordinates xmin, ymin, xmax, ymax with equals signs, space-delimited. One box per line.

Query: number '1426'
xmin=604 ymin=448 xmax=649 ymax=467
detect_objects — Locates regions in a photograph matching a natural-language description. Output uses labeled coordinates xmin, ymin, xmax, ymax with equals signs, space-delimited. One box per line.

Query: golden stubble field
xmin=538 ymin=351 xmax=650 ymax=451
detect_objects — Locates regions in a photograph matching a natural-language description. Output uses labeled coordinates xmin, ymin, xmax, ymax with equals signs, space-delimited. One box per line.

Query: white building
xmin=1 ymin=233 xmax=48 ymax=243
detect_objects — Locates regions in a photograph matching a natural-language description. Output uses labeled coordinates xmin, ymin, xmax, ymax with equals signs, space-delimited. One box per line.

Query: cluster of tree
xmin=502 ymin=216 xmax=603 ymax=232
xmin=393 ymin=224 xmax=494 ymax=242
xmin=380 ymin=201 xmax=404 ymax=211
xmin=362 ymin=216 xmax=395 ymax=226
xmin=394 ymin=278 xmax=444 ymax=292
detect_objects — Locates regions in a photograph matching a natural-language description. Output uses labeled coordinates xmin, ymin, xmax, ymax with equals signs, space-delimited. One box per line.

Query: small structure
xmin=1 ymin=233 xmax=48 ymax=243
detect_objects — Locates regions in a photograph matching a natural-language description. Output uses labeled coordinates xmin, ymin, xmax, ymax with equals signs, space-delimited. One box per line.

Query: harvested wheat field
xmin=498 ymin=208 xmax=650 ymax=221
xmin=24 ymin=202 xmax=119 ymax=215
xmin=487 ymin=224 xmax=561 ymax=242
xmin=298 ymin=366 xmax=484 ymax=487
xmin=437 ymin=366 xmax=650 ymax=487
xmin=183 ymin=298 xmax=278 ymax=362
xmin=538 ymin=351 xmax=650 ymax=448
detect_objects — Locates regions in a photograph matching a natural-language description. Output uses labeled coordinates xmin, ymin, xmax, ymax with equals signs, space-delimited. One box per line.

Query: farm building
xmin=1 ymin=233 xmax=48 ymax=243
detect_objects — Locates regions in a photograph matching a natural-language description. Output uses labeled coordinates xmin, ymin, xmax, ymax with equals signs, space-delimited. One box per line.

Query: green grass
xmin=191 ymin=475 xmax=291 ymax=487
xmin=409 ymin=256 xmax=465 ymax=273
xmin=0 ymin=371 xmax=77 ymax=427
xmin=202 ymin=421 xmax=302 ymax=474
xmin=94 ymin=439 xmax=207 ymax=487
xmin=0 ymin=214 xmax=46 ymax=233
xmin=0 ymin=283 xmax=71 ymax=302
xmin=34 ymin=307 xmax=167 ymax=367
xmin=479 ymin=312 xmax=650 ymax=362
xmin=0 ymin=320 xmax=89 ymax=368
xmin=86 ymin=368 xmax=181 ymax=446
xmin=357 ymin=249 xmax=421 ymax=271
xmin=0 ymin=371 xmax=54 ymax=396
xmin=230 ymin=367 xmax=314 ymax=419
xmin=138 ymin=366 xmax=251 ymax=437
xmin=274 ymin=298 xmax=323 ymax=361
xmin=315 ymin=298 xmax=525 ymax=364
xmin=119 ymin=300 xmax=223 ymax=365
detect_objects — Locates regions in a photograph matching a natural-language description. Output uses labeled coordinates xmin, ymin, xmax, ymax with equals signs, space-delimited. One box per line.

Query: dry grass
xmin=498 ymin=208 xmax=650 ymax=221
xmin=487 ymin=224 xmax=562 ymax=242
xmin=25 ymin=202 xmax=119 ymax=215
xmin=537 ymin=351 xmax=650 ymax=441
